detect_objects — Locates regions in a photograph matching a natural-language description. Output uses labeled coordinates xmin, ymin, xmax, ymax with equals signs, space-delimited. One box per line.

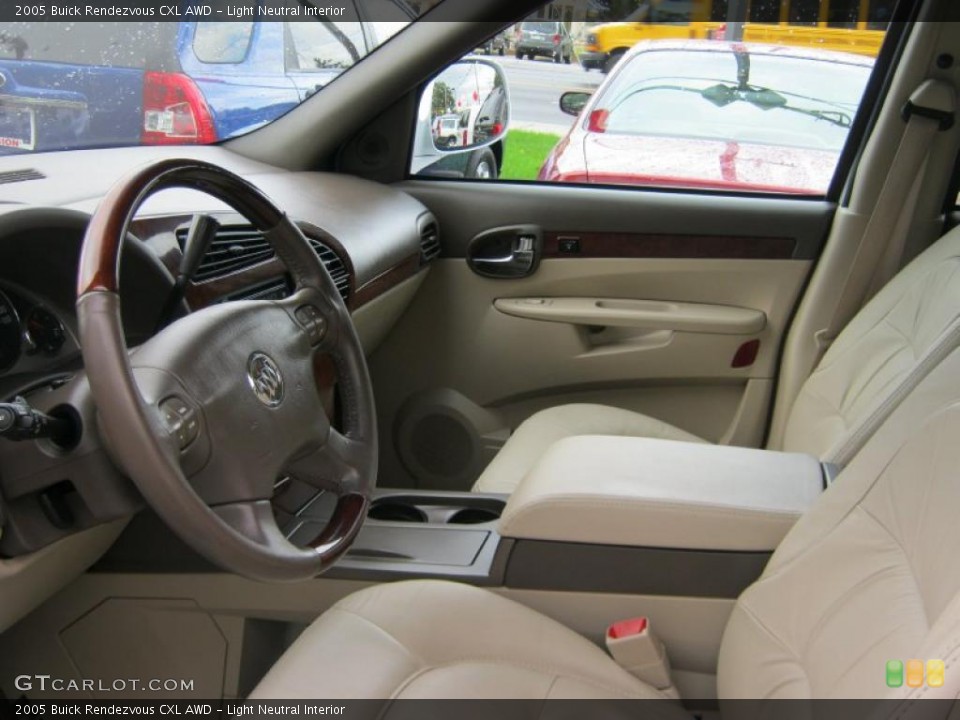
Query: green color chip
xmin=886 ymin=660 xmax=904 ymax=687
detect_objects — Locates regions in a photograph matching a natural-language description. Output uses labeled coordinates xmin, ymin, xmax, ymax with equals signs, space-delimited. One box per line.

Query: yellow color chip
xmin=926 ymin=660 xmax=945 ymax=688
xmin=906 ymin=659 xmax=924 ymax=688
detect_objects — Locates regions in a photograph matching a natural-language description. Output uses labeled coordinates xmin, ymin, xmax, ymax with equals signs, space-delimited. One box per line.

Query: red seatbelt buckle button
xmin=607 ymin=617 xmax=648 ymax=640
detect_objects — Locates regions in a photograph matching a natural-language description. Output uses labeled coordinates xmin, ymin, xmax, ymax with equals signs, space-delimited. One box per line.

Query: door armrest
xmin=494 ymin=297 xmax=766 ymax=335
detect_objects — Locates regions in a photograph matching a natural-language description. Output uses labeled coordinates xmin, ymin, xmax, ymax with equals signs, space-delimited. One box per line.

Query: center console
xmin=273 ymin=483 xmax=511 ymax=584
xmin=491 ymin=436 xmax=824 ymax=597
xmin=273 ymin=435 xmax=825 ymax=599
xmin=99 ymin=433 xmax=827 ymax=601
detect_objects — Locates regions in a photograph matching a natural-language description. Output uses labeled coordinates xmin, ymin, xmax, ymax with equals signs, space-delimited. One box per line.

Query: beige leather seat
xmin=253 ymin=336 xmax=960 ymax=700
xmin=474 ymin=227 xmax=960 ymax=494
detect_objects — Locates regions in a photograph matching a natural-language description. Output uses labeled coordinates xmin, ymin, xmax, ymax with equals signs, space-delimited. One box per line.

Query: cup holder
xmin=368 ymin=501 xmax=427 ymax=523
xmin=367 ymin=495 xmax=505 ymax=525
xmin=447 ymin=507 xmax=501 ymax=525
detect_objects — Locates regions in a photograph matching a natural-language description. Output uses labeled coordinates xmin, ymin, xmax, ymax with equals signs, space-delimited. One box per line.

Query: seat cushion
xmin=250 ymin=580 xmax=676 ymax=701
xmin=472 ymin=404 xmax=706 ymax=494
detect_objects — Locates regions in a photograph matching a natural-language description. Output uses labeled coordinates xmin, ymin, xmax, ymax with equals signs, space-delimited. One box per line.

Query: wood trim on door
xmin=541 ymin=232 xmax=796 ymax=260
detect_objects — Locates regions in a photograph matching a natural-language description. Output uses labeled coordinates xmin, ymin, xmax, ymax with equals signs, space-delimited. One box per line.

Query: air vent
xmin=179 ymin=225 xmax=275 ymax=282
xmin=308 ymin=238 xmax=351 ymax=304
xmin=182 ymin=223 xmax=351 ymax=303
xmin=419 ymin=219 xmax=441 ymax=264
xmin=0 ymin=168 xmax=44 ymax=185
xmin=224 ymin=278 xmax=291 ymax=303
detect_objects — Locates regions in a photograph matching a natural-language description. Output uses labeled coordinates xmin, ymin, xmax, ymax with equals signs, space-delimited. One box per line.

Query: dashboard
xmin=0 ymin=144 xmax=439 ymax=632
xmin=0 ymin=144 xmax=438 ymax=388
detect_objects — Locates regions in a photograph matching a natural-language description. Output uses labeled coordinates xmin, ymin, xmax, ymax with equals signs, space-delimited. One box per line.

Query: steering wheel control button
xmin=295 ymin=305 xmax=327 ymax=345
xmin=247 ymin=352 xmax=285 ymax=407
xmin=160 ymin=396 xmax=201 ymax=450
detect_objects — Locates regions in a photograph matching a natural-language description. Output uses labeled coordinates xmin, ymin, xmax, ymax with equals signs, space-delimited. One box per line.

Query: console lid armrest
xmin=498 ymin=436 xmax=823 ymax=552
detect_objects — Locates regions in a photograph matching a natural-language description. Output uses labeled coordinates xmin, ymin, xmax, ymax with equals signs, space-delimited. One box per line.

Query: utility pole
xmin=726 ymin=0 xmax=748 ymax=41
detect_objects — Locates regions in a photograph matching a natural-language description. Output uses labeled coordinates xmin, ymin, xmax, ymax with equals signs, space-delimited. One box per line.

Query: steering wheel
xmin=76 ymin=158 xmax=377 ymax=582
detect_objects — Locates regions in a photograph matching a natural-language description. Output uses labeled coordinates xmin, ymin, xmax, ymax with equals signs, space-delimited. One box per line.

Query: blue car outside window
xmin=0 ymin=4 xmax=417 ymax=155
xmin=192 ymin=22 xmax=255 ymax=64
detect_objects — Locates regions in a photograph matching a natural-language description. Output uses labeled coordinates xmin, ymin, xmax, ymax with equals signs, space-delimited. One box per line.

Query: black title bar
xmin=1 ymin=1 xmax=381 ymax=22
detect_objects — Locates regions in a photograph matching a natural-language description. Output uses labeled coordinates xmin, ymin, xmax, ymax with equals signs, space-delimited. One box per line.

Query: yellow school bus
xmin=578 ymin=0 xmax=890 ymax=72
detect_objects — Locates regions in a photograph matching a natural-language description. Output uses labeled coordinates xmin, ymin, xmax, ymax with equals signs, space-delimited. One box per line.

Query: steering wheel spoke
xmin=278 ymin=286 xmax=346 ymax=354
xmin=286 ymin=427 xmax=370 ymax=495
xmin=76 ymin=159 xmax=377 ymax=582
xmin=212 ymin=499 xmax=292 ymax=554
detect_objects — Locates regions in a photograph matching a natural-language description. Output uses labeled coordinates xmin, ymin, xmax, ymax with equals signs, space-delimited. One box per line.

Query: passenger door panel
xmin=370 ymin=181 xmax=831 ymax=490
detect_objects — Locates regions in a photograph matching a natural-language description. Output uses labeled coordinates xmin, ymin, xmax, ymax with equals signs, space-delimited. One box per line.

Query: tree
xmin=432 ymin=81 xmax=456 ymax=117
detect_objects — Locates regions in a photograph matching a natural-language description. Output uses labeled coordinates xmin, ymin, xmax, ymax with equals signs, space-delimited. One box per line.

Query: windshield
xmin=592 ymin=48 xmax=872 ymax=152
xmin=0 ymin=3 xmax=426 ymax=155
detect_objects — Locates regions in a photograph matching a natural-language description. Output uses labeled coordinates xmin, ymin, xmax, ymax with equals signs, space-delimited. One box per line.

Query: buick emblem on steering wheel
xmin=247 ymin=352 xmax=284 ymax=407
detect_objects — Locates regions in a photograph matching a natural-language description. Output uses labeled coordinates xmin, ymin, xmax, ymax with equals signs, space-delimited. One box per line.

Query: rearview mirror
xmin=560 ymin=91 xmax=592 ymax=116
xmin=423 ymin=60 xmax=510 ymax=152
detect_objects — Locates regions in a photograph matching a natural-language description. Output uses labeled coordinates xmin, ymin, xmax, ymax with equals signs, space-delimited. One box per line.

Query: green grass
xmin=500 ymin=130 xmax=562 ymax=181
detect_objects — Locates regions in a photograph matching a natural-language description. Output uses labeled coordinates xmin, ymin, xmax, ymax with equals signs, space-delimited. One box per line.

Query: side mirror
xmin=425 ymin=60 xmax=510 ymax=152
xmin=560 ymin=91 xmax=592 ymax=117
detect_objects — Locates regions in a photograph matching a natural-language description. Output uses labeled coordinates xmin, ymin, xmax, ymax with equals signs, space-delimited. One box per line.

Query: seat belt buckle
xmin=605 ymin=617 xmax=678 ymax=698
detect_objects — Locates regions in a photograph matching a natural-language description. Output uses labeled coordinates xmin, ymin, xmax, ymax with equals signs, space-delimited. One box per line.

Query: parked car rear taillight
xmin=142 ymin=71 xmax=217 ymax=145
xmin=587 ymin=109 xmax=609 ymax=133
xmin=552 ymin=34 xmax=561 ymax=45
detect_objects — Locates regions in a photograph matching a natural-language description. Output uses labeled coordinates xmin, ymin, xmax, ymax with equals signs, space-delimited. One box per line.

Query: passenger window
xmin=286 ymin=22 xmax=369 ymax=72
xmin=410 ymin=0 xmax=892 ymax=195
xmin=193 ymin=22 xmax=255 ymax=64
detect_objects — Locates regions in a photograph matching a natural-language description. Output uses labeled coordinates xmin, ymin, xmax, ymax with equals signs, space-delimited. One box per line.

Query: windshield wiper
xmin=795 ymin=108 xmax=854 ymax=128
xmin=703 ymin=48 xmax=853 ymax=128
xmin=608 ymin=83 xmax=854 ymax=130
xmin=702 ymin=83 xmax=853 ymax=129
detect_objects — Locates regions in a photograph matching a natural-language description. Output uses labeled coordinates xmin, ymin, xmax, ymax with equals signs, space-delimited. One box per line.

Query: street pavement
xmin=472 ymin=52 xmax=603 ymax=134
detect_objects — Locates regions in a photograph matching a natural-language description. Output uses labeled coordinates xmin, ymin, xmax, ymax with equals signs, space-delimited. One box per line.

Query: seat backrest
xmin=719 ymin=341 xmax=960 ymax=699
xmin=781 ymin=226 xmax=960 ymax=464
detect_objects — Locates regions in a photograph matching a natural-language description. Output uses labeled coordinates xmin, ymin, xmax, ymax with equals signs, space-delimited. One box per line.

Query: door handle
xmin=467 ymin=225 xmax=541 ymax=279
xmin=472 ymin=235 xmax=535 ymax=274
